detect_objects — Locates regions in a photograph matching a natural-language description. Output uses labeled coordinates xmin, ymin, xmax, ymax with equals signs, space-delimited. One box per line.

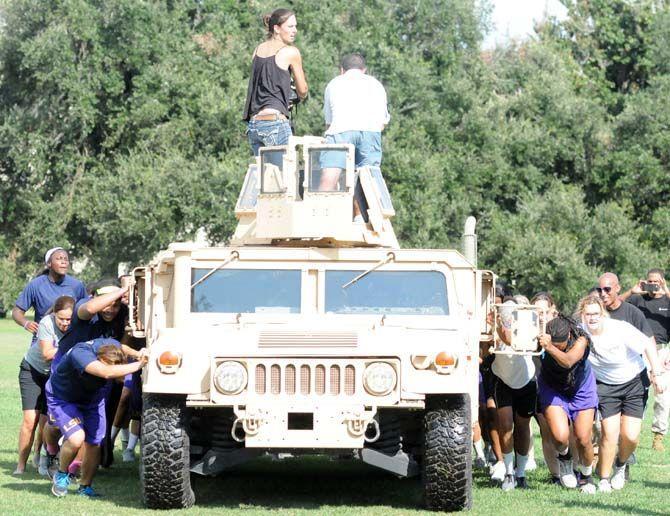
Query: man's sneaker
xmin=122 ymin=449 xmax=135 ymax=463
xmin=652 ymin=432 xmax=665 ymax=452
xmin=558 ymin=456 xmax=577 ymax=489
xmin=501 ymin=474 xmax=516 ymax=491
xmin=610 ymin=463 xmax=626 ymax=490
xmin=525 ymin=457 xmax=537 ymax=472
xmin=77 ymin=485 xmax=102 ymax=498
xmin=598 ymin=478 xmax=612 ymax=493
xmin=490 ymin=461 xmax=506 ymax=483
xmin=51 ymin=471 xmax=70 ymax=497
xmin=516 ymin=476 xmax=529 ymax=489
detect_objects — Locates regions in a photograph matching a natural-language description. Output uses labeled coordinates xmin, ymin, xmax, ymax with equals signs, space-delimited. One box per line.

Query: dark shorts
xmin=493 ymin=375 xmax=537 ymax=418
xmin=538 ymin=370 xmax=598 ymax=421
xmin=597 ymin=370 xmax=648 ymax=420
xmin=18 ymin=358 xmax=49 ymax=412
xmin=481 ymin=365 xmax=496 ymax=402
xmin=46 ymin=384 xmax=107 ymax=446
xmin=321 ymin=131 xmax=382 ymax=169
xmin=124 ymin=371 xmax=143 ymax=418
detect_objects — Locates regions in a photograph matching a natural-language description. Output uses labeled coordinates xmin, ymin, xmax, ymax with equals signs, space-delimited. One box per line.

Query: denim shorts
xmin=320 ymin=131 xmax=382 ymax=169
xmin=247 ymin=119 xmax=292 ymax=156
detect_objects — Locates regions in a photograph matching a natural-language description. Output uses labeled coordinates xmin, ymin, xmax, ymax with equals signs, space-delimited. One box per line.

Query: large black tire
xmin=422 ymin=394 xmax=472 ymax=511
xmin=141 ymin=394 xmax=195 ymax=509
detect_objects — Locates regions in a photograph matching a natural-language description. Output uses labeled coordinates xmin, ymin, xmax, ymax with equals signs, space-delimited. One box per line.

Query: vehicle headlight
xmin=363 ymin=362 xmax=397 ymax=396
xmin=213 ymin=361 xmax=248 ymax=395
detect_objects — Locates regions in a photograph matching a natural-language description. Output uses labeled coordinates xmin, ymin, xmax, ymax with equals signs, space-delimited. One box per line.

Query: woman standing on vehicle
xmin=537 ymin=314 xmax=598 ymax=493
xmin=242 ymin=8 xmax=308 ymax=155
xmin=579 ymin=295 xmax=666 ymax=492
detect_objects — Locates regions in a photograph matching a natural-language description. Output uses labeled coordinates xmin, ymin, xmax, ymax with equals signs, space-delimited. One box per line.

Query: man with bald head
xmin=597 ymin=273 xmax=653 ymax=337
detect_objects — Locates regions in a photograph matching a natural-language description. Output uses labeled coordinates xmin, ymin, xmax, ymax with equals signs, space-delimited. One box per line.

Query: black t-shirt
xmin=628 ymin=294 xmax=670 ymax=344
xmin=608 ymin=301 xmax=653 ymax=337
xmin=540 ymin=319 xmax=591 ymax=396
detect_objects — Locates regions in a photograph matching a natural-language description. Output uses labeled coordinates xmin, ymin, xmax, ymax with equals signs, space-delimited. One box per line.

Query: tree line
xmin=1 ymin=0 xmax=669 ymax=311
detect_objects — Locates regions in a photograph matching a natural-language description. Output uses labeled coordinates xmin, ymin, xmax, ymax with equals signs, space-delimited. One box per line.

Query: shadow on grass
xmin=640 ymin=481 xmax=668 ymax=490
xmin=3 ymin=456 xmax=424 ymax=511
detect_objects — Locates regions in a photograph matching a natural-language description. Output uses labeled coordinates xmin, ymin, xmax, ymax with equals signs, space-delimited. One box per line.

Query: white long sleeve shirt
xmin=323 ymin=69 xmax=390 ymax=135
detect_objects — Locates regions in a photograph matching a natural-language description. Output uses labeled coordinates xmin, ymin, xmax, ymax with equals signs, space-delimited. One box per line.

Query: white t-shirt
xmin=585 ymin=318 xmax=648 ymax=384
xmin=492 ymin=353 xmax=535 ymax=389
xmin=323 ymin=69 xmax=390 ymax=135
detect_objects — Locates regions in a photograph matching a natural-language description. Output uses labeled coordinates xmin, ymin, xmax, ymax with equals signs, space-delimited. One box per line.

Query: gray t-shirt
xmin=24 ymin=314 xmax=63 ymax=374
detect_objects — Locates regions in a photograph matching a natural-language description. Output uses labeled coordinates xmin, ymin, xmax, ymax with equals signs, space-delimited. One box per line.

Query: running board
xmin=190 ymin=448 xmax=262 ymax=476
xmin=360 ymin=448 xmax=419 ymax=477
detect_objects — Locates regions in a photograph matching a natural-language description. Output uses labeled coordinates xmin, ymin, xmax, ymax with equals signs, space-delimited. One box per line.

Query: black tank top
xmin=242 ymin=51 xmax=291 ymax=121
xmin=540 ymin=319 xmax=592 ymax=396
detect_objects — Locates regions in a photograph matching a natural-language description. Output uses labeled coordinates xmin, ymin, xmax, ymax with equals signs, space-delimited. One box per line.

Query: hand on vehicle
xmin=538 ymin=334 xmax=551 ymax=350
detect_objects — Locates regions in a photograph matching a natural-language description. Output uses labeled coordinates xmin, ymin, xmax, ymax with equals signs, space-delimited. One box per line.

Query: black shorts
xmin=18 ymin=358 xmax=49 ymax=412
xmin=493 ymin=375 xmax=537 ymax=418
xmin=596 ymin=371 xmax=648 ymax=420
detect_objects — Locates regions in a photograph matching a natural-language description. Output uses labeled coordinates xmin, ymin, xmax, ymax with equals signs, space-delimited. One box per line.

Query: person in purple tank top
xmin=242 ymin=8 xmax=308 ymax=155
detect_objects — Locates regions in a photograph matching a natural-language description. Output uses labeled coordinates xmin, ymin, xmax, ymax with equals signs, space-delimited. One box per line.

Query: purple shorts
xmin=538 ymin=369 xmax=598 ymax=421
xmin=45 ymin=384 xmax=106 ymax=445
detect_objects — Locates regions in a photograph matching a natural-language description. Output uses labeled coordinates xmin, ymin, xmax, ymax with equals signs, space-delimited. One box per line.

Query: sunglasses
xmin=596 ymin=287 xmax=612 ymax=294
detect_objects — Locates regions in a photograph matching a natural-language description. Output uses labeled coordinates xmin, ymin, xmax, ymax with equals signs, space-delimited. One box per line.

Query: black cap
xmin=547 ymin=317 xmax=570 ymax=343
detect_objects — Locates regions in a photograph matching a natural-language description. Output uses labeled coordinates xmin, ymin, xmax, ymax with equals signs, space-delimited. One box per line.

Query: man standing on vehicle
xmin=320 ymin=53 xmax=390 ymax=222
xmin=620 ymin=269 xmax=670 ymax=451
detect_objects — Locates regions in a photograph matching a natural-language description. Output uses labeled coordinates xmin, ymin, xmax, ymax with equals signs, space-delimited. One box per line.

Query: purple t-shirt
xmin=14 ymin=273 xmax=87 ymax=344
xmin=49 ymin=337 xmax=120 ymax=404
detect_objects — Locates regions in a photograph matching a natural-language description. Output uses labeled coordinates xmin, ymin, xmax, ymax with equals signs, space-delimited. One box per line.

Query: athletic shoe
xmin=579 ymin=475 xmax=596 ymax=494
xmin=47 ymin=455 xmax=59 ymax=479
xmin=77 ymin=485 xmax=102 ymax=498
xmin=549 ymin=475 xmax=561 ymax=486
xmin=501 ymin=474 xmax=516 ymax=491
xmin=598 ymin=478 xmax=612 ymax=493
xmin=52 ymin=471 xmax=70 ymax=497
xmin=610 ymin=464 xmax=626 ymax=490
xmin=121 ymin=438 xmax=129 ymax=451
xmin=558 ymin=456 xmax=577 ymax=489
xmin=490 ymin=461 xmax=506 ymax=483
xmin=525 ymin=457 xmax=537 ymax=472
xmin=122 ymin=449 xmax=135 ymax=463
xmin=516 ymin=476 xmax=529 ymax=489
xmin=12 ymin=467 xmax=24 ymax=476
xmin=38 ymin=453 xmax=49 ymax=476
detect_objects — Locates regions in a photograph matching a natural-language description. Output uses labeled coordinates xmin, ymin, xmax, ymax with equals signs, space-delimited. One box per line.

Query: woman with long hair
xmin=242 ymin=8 xmax=308 ymax=155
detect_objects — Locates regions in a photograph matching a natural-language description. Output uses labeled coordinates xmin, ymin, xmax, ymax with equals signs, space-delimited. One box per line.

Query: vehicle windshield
xmin=325 ymin=270 xmax=449 ymax=315
xmin=191 ymin=269 xmax=301 ymax=313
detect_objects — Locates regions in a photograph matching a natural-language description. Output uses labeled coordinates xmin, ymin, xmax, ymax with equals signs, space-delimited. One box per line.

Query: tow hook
xmin=343 ymin=408 xmax=379 ymax=442
xmin=232 ymin=407 xmax=264 ymax=442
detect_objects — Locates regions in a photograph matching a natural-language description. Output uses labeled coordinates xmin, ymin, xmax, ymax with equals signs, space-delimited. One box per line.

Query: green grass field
xmin=0 ymin=318 xmax=668 ymax=515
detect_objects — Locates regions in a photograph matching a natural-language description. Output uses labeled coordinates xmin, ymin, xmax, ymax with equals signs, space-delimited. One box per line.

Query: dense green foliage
xmin=1 ymin=0 xmax=669 ymax=311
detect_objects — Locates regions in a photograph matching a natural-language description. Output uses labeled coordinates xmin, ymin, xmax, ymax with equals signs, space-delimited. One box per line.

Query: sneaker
xmin=550 ymin=475 xmax=561 ymax=486
xmin=598 ymin=478 xmax=612 ymax=493
xmin=610 ymin=463 xmax=626 ymax=490
xmin=12 ymin=467 xmax=24 ymax=476
xmin=652 ymin=432 xmax=665 ymax=452
xmin=525 ymin=457 xmax=537 ymax=472
xmin=516 ymin=476 xmax=529 ymax=489
xmin=501 ymin=474 xmax=516 ymax=491
xmin=558 ymin=456 xmax=577 ymax=489
xmin=77 ymin=485 xmax=102 ymax=498
xmin=47 ymin=455 xmax=59 ymax=479
xmin=120 ymin=439 xmax=129 ymax=451
xmin=38 ymin=453 xmax=49 ymax=476
xmin=52 ymin=471 xmax=71 ymax=497
xmin=579 ymin=475 xmax=596 ymax=494
xmin=490 ymin=460 xmax=506 ymax=483
xmin=122 ymin=449 xmax=135 ymax=463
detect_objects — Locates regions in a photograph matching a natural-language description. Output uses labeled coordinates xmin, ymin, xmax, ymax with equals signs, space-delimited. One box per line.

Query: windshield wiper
xmin=190 ymin=250 xmax=240 ymax=290
xmin=341 ymin=252 xmax=395 ymax=289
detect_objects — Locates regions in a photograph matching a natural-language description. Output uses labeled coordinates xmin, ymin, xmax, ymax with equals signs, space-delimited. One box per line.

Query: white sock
xmin=127 ymin=432 xmax=139 ymax=451
xmin=121 ymin=427 xmax=130 ymax=442
xmin=503 ymin=452 xmax=515 ymax=476
xmin=473 ymin=439 xmax=485 ymax=459
xmin=111 ymin=425 xmax=121 ymax=443
xmin=578 ymin=463 xmax=592 ymax=477
xmin=515 ymin=453 xmax=528 ymax=477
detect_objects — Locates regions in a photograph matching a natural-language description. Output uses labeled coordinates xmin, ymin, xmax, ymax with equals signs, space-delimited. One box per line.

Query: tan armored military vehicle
xmin=129 ymin=136 xmax=497 ymax=511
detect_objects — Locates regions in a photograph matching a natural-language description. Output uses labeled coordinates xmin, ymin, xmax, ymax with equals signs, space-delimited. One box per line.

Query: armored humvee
xmin=129 ymin=136 xmax=497 ymax=511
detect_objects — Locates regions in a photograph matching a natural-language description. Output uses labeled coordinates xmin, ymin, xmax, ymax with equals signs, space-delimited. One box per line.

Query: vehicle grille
xmin=258 ymin=330 xmax=358 ymax=348
xmin=253 ymin=361 xmax=358 ymax=397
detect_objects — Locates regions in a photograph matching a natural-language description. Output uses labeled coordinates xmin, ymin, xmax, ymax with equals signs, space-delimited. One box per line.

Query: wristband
xmin=23 ymin=321 xmax=31 ymax=330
